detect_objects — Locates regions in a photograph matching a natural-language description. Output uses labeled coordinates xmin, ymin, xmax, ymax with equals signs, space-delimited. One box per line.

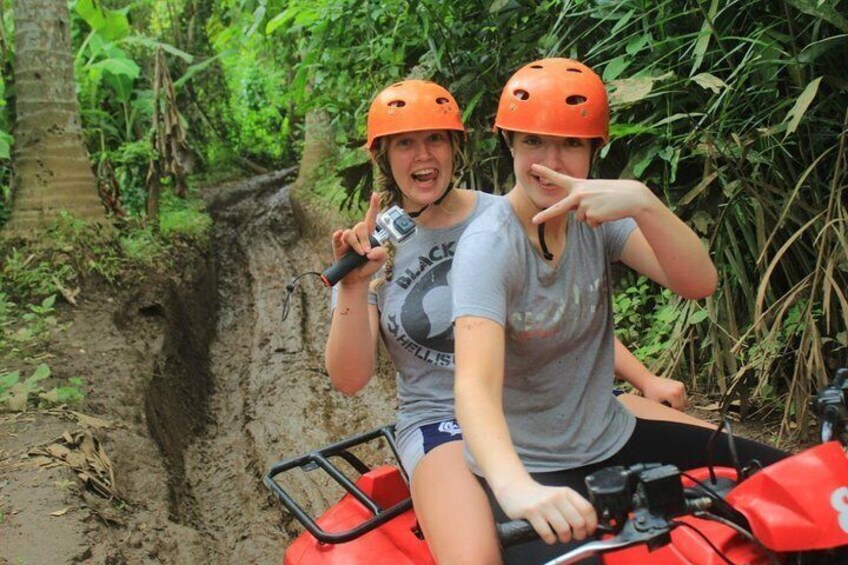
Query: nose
xmin=540 ymin=145 xmax=566 ymax=172
xmin=413 ymin=140 xmax=433 ymax=160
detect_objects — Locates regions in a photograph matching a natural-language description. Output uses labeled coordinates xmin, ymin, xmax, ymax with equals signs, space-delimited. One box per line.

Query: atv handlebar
xmin=498 ymin=367 xmax=848 ymax=564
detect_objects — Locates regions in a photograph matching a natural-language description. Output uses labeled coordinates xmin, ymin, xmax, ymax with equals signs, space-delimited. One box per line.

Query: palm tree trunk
xmin=3 ymin=0 xmax=104 ymax=237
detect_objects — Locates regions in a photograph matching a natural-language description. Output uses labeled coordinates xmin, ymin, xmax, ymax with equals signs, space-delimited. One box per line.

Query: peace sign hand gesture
xmin=529 ymin=164 xmax=655 ymax=228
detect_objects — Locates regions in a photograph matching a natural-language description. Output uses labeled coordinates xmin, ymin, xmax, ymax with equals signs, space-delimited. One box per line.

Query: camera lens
xmin=395 ymin=216 xmax=415 ymax=234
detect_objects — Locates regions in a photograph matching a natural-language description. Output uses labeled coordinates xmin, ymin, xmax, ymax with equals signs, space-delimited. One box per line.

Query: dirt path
xmin=1 ymin=171 xmax=399 ymax=564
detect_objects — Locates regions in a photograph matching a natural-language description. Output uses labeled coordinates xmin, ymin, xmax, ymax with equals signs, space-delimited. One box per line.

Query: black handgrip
xmin=320 ymin=235 xmax=381 ymax=287
xmin=497 ymin=519 xmax=539 ymax=548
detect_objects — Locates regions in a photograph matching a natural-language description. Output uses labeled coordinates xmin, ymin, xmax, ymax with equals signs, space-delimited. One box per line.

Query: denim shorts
xmin=396 ymin=418 xmax=464 ymax=478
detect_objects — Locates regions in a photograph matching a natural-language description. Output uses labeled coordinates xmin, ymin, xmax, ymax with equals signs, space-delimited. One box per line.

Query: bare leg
xmin=411 ymin=441 xmax=503 ymax=565
xmin=618 ymin=393 xmax=716 ymax=429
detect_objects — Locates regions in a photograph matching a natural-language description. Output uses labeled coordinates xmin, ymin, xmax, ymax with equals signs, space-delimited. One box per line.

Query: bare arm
xmin=324 ymin=194 xmax=386 ymax=395
xmin=614 ymin=338 xmax=686 ymax=409
xmin=324 ymin=283 xmax=381 ymax=395
xmin=454 ymin=315 xmax=596 ymax=545
xmin=530 ymin=165 xmax=718 ymax=299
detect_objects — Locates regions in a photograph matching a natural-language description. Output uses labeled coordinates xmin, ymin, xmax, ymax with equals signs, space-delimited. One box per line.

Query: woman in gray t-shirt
xmin=324 ymin=80 xmax=503 ymax=564
xmin=452 ymin=58 xmax=785 ymax=560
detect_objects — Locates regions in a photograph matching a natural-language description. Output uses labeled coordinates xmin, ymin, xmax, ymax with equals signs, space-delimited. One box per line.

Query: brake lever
xmin=543 ymin=509 xmax=677 ymax=565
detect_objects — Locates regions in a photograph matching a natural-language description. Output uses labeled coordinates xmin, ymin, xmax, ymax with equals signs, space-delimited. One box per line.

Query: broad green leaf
xmin=625 ymin=33 xmax=650 ymax=55
xmin=266 ymin=9 xmax=294 ymax=35
xmin=603 ymin=55 xmax=631 ymax=82
xmin=691 ymin=72 xmax=727 ymax=94
xmin=100 ymin=12 xmax=130 ymax=42
xmin=609 ymin=123 xmax=657 ymax=138
xmin=0 ymin=371 xmax=20 ymax=391
xmin=610 ymin=9 xmax=635 ymax=35
xmin=608 ymin=76 xmax=654 ymax=105
xmin=785 ymin=0 xmax=848 ymax=33
xmin=29 ymin=364 xmax=51 ymax=383
xmin=799 ymin=34 xmax=848 ymax=63
xmin=783 ymin=77 xmax=822 ymax=139
xmin=91 ymin=57 xmax=141 ymax=79
xmin=41 ymin=295 xmax=56 ymax=309
xmin=75 ymin=0 xmax=106 ymax=31
xmin=462 ymin=89 xmax=485 ymax=123
xmin=689 ymin=310 xmax=709 ymax=325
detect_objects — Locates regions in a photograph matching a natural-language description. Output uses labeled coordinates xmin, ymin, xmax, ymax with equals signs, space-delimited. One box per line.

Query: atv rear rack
xmin=264 ymin=426 xmax=414 ymax=544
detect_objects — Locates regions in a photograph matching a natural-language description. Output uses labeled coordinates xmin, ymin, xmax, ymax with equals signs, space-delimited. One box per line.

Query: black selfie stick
xmin=320 ymin=235 xmax=382 ymax=287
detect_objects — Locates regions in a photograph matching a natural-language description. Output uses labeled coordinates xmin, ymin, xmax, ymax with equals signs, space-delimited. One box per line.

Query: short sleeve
xmin=603 ymin=217 xmax=638 ymax=262
xmin=451 ymin=230 xmax=512 ymax=327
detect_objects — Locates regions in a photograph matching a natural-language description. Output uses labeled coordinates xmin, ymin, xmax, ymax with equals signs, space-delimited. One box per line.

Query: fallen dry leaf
xmin=50 ymin=506 xmax=73 ymax=517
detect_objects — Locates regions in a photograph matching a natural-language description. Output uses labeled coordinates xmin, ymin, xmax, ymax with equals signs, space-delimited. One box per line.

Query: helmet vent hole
xmin=566 ymin=95 xmax=587 ymax=105
xmin=514 ymin=89 xmax=530 ymax=101
xmin=530 ymin=65 xmax=544 ymax=69
xmin=566 ymin=68 xmax=583 ymax=73
xmin=388 ymin=100 xmax=406 ymax=108
xmin=435 ymin=97 xmax=450 ymax=105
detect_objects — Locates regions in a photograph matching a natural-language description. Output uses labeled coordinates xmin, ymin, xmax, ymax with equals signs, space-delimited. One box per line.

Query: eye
xmin=427 ymin=132 xmax=448 ymax=143
xmin=522 ymin=135 xmax=542 ymax=147
xmin=393 ymin=137 xmax=413 ymax=148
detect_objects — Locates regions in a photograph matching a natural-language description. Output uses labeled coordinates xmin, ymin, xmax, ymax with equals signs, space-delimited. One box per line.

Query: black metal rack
xmin=264 ymin=425 xmax=413 ymax=544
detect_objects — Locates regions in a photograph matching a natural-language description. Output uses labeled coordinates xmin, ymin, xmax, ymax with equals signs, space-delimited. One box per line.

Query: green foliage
xmin=159 ymin=189 xmax=212 ymax=243
xmin=0 ymin=364 xmax=85 ymax=412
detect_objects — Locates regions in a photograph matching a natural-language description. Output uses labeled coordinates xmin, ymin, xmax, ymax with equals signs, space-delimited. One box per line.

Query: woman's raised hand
xmin=530 ymin=164 xmax=655 ymax=228
xmin=330 ymin=193 xmax=388 ymax=286
xmin=496 ymin=478 xmax=597 ymax=545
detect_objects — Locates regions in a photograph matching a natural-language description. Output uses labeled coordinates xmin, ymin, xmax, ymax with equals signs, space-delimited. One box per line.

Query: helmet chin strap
xmin=537 ymin=222 xmax=554 ymax=261
xmin=408 ymin=183 xmax=453 ymax=219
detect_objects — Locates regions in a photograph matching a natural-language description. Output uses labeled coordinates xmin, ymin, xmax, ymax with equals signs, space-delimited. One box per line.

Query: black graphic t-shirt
xmin=374 ymin=191 xmax=498 ymax=436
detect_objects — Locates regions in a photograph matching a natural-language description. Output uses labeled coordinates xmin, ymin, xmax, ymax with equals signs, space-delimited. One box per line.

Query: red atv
xmin=265 ymin=368 xmax=848 ymax=564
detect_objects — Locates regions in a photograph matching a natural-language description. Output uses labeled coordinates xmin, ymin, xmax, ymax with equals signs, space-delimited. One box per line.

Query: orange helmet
xmin=366 ymin=80 xmax=465 ymax=150
xmin=494 ymin=58 xmax=609 ymax=145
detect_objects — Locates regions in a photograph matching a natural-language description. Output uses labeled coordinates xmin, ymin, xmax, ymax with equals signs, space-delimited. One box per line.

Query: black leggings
xmin=483 ymin=418 xmax=788 ymax=565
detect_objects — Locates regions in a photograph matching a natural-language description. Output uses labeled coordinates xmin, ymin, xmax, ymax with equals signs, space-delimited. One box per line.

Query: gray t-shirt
xmin=452 ymin=197 xmax=638 ymax=473
xmin=333 ymin=191 xmax=499 ymax=436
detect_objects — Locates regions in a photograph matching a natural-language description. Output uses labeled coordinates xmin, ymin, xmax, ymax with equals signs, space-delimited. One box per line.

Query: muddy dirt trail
xmin=182 ymin=171 xmax=399 ymax=562
xmin=1 ymin=171 xmax=399 ymax=564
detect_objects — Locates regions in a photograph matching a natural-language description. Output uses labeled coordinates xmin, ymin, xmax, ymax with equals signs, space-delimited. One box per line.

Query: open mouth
xmin=412 ymin=168 xmax=438 ymax=183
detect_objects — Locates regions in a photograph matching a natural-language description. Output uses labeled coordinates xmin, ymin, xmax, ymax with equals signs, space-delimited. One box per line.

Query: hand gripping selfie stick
xmin=320 ymin=206 xmax=416 ymax=287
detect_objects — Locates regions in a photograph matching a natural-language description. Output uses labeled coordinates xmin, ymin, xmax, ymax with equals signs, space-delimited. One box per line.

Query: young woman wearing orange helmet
xmin=451 ymin=59 xmax=786 ymax=562
xmin=324 ymin=79 xmax=504 ymax=564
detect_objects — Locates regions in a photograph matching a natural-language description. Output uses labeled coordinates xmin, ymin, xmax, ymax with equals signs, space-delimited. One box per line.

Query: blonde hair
xmin=369 ymin=130 xmax=464 ymax=291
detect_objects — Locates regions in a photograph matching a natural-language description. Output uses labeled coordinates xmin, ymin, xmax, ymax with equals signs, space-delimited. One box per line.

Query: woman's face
xmin=511 ymin=132 xmax=592 ymax=210
xmin=386 ymin=129 xmax=454 ymax=209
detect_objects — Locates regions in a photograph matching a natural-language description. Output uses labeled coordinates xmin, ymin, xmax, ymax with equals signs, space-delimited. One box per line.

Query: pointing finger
xmin=364 ymin=192 xmax=381 ymax=233
xmin=532 ymin=193 xmax=579 ymax=224
xmin=531 ymin=163 xmax=575 ymax=189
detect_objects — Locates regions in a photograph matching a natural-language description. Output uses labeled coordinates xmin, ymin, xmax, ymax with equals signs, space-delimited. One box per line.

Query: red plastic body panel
xmin=603 ymin=515 xmax=772 ymax=565
xmin=283 ymin=466 xmax=435 ymax=565
xmin=727 ymin=441 xmax=848 ymax=552
xmin=604 ymin=466 xmax=770 ymax=565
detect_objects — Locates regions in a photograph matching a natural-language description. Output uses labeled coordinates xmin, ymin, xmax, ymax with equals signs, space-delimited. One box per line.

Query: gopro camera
xmin=374 ymin=206 xmax=416 ymax=246
xmin=320 ymin=205 xmax=417 ymax=287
